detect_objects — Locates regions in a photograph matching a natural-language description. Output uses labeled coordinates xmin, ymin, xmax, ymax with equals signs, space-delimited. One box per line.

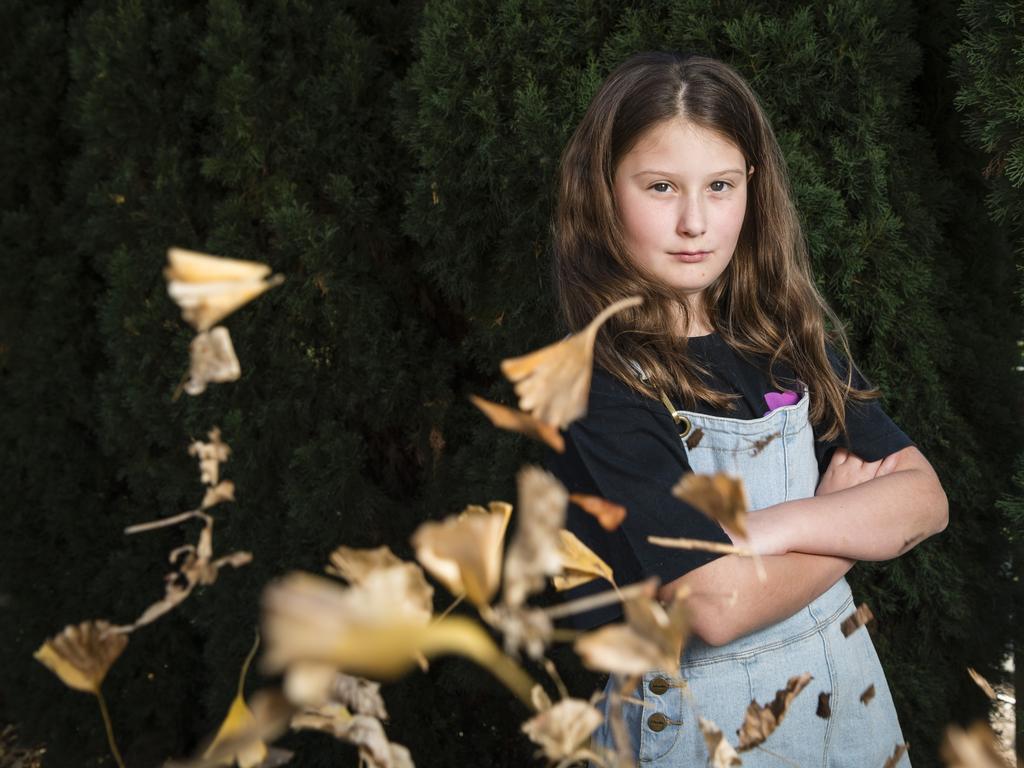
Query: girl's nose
xmin=676 ymin=194 xmax=707 ymax=237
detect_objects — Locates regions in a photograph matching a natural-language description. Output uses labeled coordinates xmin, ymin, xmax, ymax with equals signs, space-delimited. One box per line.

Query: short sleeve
xmin=814 ymin=344 xmax=916 ymax=476
xmin=543 ymin=369 xmax=731 ymax=629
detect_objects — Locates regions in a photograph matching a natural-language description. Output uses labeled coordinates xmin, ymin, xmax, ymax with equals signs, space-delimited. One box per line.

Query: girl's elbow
xmin=689 ymin=604 xmax=733 ymax=646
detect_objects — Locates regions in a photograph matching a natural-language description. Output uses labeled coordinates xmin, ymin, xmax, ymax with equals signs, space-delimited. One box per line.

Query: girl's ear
xmin=747 ymin=165 xmax=755 ymax=178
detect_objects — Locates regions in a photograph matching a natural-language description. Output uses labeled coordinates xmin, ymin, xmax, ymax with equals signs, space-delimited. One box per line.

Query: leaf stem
xmin=95 ymin=688 xmax=126 ymax=768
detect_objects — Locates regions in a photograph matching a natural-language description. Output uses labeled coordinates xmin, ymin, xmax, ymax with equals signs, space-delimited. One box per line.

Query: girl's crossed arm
xmin=735 ymin=445 xmax=949 ymax=561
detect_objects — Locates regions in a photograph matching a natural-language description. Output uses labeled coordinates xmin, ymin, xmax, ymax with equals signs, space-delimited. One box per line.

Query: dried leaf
xmin=165 ymin=247 xmax=284 ymax=332
xmin=283 ymin=663 xmax=389 ymax=720
xmin=292 ymin=706 xmax=413 ymax=768
xmin=34 ymin=620 xmax=127 ymax=695
xmin=552 ymin=529 xmax=615 ymax=591
xmin=647 ymin=535 xmax=756 ymax=557
xmin=502 ymin=466 xmax=568 ymax=608
xmin=500 ymin=296 xmax=643 ymax=428
xmin=883 ymin=743 xmax=910 ymax=768
xmin=185 ymin=327 xmax=241 ymax=395
xmin=114 ymin=512 xmax=251 ymax=634
xmin=860 ymin=684 xmax=876 ymax=705
xmin=260 ymin=572 xmax=536 ymax=707
xmin=940 ymin=721 xmax=1010 ymax=768
xmin=189 ymin=427 xmax=231 ymax=486
xmin=521 ymin=698 xmax=603 ymax=763
xmin=698 ymin=717 xmax=742 ymax=767
xmin=816 ymin=692 xmax=831 ymax=719
xmin=967 ymin=667 xmax=998 ymax=700
xmin=488 ymin=604 xmax=554 ymax=660
xmin=840 ymin=603 xmax=875 ymax=637
xmin=326 ymin=545 xmax=405 ymax=583
xmin=568 ymin=493 xmax=627 ymax=531
xmin=574 ymin=591 xmax=691 ymax=679
xmin=736 ymin=673 xmax=813 ymax=751
xmin=672 ymin=472 xmax=749 ymax=538
xmin=411 ymin=502 xmax=510 ymax=607
xmin=202 ymin=481 xmax=236 ymax=510
xmin=686 ymin=427 xmax=705 ymax=450
xmin=469 ymin=395 xmax=565 ymax=453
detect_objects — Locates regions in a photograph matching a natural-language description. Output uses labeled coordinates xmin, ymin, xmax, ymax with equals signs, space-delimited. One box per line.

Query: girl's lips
xmin=669 ymin=251 xmax=710 ymax=263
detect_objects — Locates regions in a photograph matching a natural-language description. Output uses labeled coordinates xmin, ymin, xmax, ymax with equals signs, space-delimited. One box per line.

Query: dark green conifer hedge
xmin=1 ymin=1 xmax=1019 ymax=766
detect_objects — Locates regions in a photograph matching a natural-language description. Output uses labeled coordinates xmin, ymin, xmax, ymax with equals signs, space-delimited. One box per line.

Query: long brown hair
xmin=551 ymin=51 xmax=879 ymax=442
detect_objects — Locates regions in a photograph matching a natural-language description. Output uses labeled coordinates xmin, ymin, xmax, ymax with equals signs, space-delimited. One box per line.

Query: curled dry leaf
xmin=569 ymin=493 xmax=627 ymax=531
xmin=326 ymin=545 xmax=404 ymax=583
xmin=411 ymin=502 xmax=511 ymax=607
xmin=500 ymin=296 xmax=643 ymax=429
xmin=189 ymin=427 xmax=231 ymax=486
xmin=697 ymin=717 xmax=742 ymax=768
xmin=940 ymin=721 xmax=1010 ymax=768
xmin=202 ymin=481 xmax=236 ymax=510
xmin=165 ymin=247 xmax=284 ymax=332
xmin=292 ymin=706 xmax=413 ymax=768
xmin=487 ymin=604 xmax=553 ymax=661
xmin=860 ymin=684 xmax=876 ymax=705
xmin=966 ymin=667 xmax=998 ymax=700
xmin=552 ymin=529 xmax=615 ymax=591
xmin=883 ymin=743 xmax=910 ymax=768
xmin=260 ymin=572 xmax=536 ymax=707
xmin=574 ymin=591 xmax=691 ymax=679
xmin=736 ymin=672 xmax=813 ymax=752
xmin=502 ymin=466 xmax=568 ymax=609
xmin=521 ymin=698 xmax=603 ymax=763
xmin=34 ymin=620 xmax=127 ymax=694
xmin=469 ymin=394 xmax=565 ymax=453
xmin=114 ymin=512 xmax=252 ymax=634
xmin=672 ymin=472 xmax=749 ymax=538
xmin=185 ymin=327 xmax=241 ymax=396
xmin=531 ymin=684 xmax=553 ymax=713
xmin=816 ymin=692 xmax=832 ymax=719
xmin=840 ymin=603 xmax=875 ymax=637
xmin=283 ymin=663 xmax=388 ymax=719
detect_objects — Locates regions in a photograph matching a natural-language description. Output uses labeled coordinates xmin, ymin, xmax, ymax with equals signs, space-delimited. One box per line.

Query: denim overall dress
xmin=588 ymin=375 xmax=911 ymax=767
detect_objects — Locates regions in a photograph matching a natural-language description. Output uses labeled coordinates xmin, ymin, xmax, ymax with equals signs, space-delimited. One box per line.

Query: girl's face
xmin=612 ymin=118 xmax=753 ymax=329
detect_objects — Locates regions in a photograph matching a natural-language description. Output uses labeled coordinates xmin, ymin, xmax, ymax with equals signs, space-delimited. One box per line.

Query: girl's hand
xmin=815 ymin=447 xmax=898 ymax=496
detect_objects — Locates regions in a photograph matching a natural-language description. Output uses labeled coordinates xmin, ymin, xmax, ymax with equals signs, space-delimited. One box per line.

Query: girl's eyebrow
xmin=632 ymin=168 xmax=745 ymax=178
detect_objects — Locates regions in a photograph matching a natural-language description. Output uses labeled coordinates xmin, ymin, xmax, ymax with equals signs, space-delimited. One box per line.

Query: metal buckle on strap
xmin=657 ymin=388 xmax=692 ymax=439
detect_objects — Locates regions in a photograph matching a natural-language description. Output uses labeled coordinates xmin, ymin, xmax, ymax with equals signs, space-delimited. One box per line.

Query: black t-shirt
xmin=541 ymin=333 xmax=916 ymax=630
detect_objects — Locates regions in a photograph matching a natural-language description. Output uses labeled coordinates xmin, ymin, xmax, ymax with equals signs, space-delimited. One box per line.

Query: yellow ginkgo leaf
xmin=34 ymin=620 xmax=127 ymax=695
xmin=552 ymin=529 xmax=614 ymax=591
xmin=500 ymin=296 xmax=642 ymax=429
xmin=260 ymin=572 xmax=537 ymax=708
xmin=521 ymin=698 xmax=603 ymax=763
xmin=411 ymin=502 xmax=512 ymax=607
xmin=165 ymin=247 xmax=284 ymax=332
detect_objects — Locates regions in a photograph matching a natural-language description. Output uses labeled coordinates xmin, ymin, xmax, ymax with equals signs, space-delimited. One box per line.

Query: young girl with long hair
xmin=544 ymin=51 xmax=948 ymax=767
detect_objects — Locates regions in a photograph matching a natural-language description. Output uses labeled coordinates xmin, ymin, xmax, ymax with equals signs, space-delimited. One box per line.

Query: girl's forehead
xmin=622 ymin=119 xmax=745 ymax=173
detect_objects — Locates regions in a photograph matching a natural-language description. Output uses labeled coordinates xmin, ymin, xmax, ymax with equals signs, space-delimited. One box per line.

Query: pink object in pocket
xmin=764 ymin=389 xmax=799 ymax=412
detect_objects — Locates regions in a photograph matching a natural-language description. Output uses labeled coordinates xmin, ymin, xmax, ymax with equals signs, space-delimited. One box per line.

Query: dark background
xmin=1 ymin=0 xmax=1022 ymax=766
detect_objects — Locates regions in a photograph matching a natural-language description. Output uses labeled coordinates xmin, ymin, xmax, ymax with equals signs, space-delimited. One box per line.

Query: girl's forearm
xmin=662 ymin=551 xmax=855 ymax=646
xmin=767 ymin=465 xmax=949 ymax=561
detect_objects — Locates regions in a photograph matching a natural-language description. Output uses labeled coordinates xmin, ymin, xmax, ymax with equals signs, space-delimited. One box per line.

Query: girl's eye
xmin=651 ymin=182 xmax=672 ymax=193
xmin=710 ymin=180 xmax=732 ymax=192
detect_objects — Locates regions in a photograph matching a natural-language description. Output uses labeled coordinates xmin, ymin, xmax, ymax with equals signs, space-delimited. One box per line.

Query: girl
xmin=543 ymin=52 xmax=948 ymax=767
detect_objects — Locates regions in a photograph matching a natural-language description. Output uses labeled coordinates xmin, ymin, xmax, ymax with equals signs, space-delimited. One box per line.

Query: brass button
xmin=647 ymin=712 xmax=669 ymax=732
xmin=649 ymin=676 xmax=670 ymax=695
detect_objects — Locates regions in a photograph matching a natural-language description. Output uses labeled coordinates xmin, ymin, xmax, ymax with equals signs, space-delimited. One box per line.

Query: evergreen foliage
xmin=0 ymin=0 xmax=1019 ymax=765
